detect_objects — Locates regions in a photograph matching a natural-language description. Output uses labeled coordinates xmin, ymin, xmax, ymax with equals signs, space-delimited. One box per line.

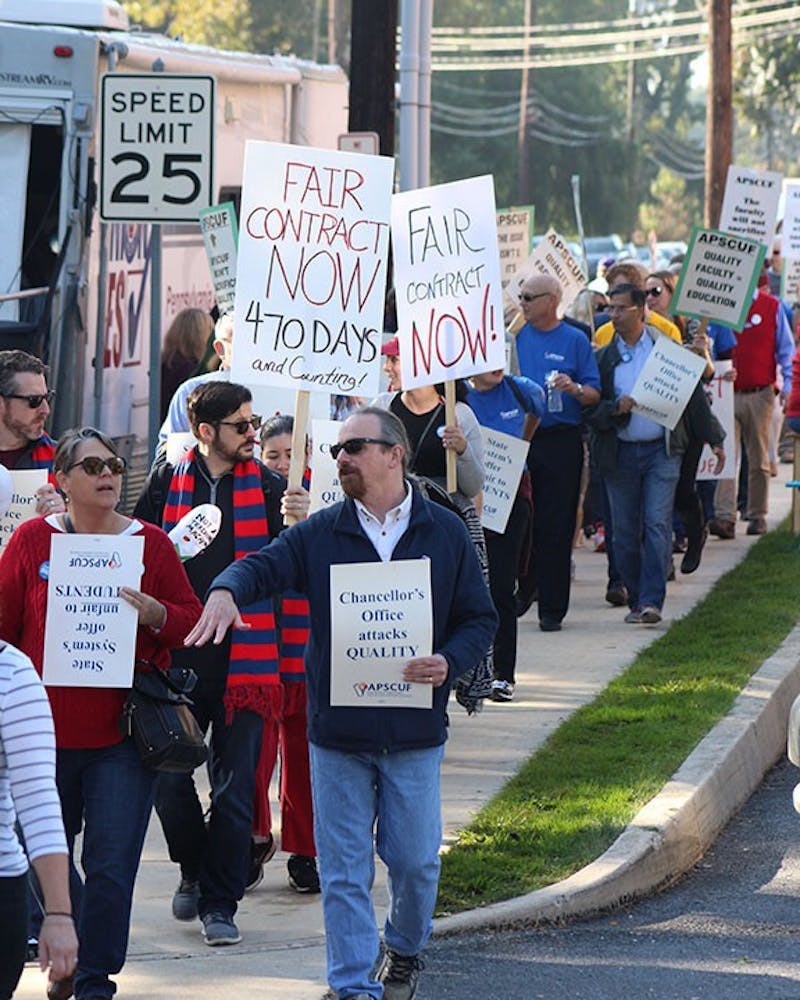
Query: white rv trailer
xmin=0 ymin=0 xmax=348 ymax=502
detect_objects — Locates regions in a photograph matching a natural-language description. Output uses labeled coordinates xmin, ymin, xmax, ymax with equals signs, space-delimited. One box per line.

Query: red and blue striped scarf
xmin=29 ymin=435 xmax=56 ymax=470
xmin=163 ymin=448 xmax=281 ymax=722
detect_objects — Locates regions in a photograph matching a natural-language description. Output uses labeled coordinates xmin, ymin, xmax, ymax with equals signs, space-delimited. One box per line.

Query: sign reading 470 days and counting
xmin=100 ymin=74 xmax=215 ymax=223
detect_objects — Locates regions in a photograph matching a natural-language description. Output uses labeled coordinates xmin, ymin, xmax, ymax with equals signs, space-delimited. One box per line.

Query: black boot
xmin=680 ymin=500 xmax=707 ymax=574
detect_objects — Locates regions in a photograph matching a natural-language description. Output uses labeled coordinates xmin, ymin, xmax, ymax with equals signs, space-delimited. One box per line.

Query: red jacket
xmin=732 ymin=291 xmax=780 ymax=391
xmin=0 ymin=517 xmax=202 ymax=749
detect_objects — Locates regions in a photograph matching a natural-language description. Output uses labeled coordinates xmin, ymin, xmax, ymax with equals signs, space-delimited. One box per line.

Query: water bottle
xmin=546 ymin=370 xmax=563 ymax=413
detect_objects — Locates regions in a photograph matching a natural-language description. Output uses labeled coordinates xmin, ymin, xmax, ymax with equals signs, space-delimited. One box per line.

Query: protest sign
xmin=781 ymin=257 xmax=800 ymax=303
xmin=479 ymin=427 xmax=530 ymax=534
xmin=504 ymin=227 xmax=586 ymax=320
xmin=199 ymin=201 xmax=238 ymax=315
xmin=392 ymin=175 xmax=506 ymax=390
xmin=43 ymin=534 xmax=144 ymax=688
xmin=629 ymin=335 xmax=707 ymax=431
xmin=780 ymin=182 xmax=800 ymax=259
xmin=329 ymin=559 xmax=432 ymax=708
xmin=496 ymin=206 xmax=534 ymax=289
xmin=0 ymin=469 xmax=47 ymax=552
xmin=167 ymin=503 xmax=222 ymax=561
xmin=696 ymin=361 xmax=734 ymax=481
xmin=672 ymin=227 xmax=765 ymax=330
xmin=231 ymin=141 xmax=393 ymax=399
xmin=718 ymin=164 xmax=782 ymax=247
xmin=309 ymin=418 xmax=345 ymax=514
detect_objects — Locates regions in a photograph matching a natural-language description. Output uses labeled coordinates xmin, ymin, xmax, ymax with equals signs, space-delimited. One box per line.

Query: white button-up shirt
xmin=354 ymin=482 xmax=413 ymax=562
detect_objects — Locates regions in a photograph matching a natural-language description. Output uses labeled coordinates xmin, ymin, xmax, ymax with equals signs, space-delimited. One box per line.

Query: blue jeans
xmin=155 ymin=677 xmax=263 ymax=919
xmin=605 ymin=440 xmax=681 ymax=612
xmin=309 ymin=743 xmax=445 ymax=1000
xmin=57 ymin=738 xmax=155 ymax=1000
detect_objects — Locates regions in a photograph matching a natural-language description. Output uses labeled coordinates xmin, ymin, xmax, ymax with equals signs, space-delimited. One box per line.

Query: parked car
xmin=583 ymin=234 xmax=624 ymax=278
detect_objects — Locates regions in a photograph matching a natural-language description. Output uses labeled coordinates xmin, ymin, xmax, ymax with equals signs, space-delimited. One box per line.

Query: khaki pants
xmin=714 ymin=386 xmax=774 ymax=521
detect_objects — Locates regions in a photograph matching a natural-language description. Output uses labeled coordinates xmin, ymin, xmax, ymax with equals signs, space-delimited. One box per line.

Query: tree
xmin=639 ymin=168 xmax=701 ymax=241
xmin=122 ymin=0 xmax=252 ymax=50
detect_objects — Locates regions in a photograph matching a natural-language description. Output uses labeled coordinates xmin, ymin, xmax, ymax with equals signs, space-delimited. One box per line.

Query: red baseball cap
xmin=381 ymin=336 xmax=400 ymax=356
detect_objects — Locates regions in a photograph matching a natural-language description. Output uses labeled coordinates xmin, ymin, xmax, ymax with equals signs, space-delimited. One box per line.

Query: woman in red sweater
xmin=0 ymin=427 xmax=202 ymax=1000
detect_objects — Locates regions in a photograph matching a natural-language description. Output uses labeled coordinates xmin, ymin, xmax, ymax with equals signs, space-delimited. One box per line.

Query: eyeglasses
xmin=330 ymin=437 xmax=394 ymax=460
xmin=67 ymin=455 xmax=127 ymax=476
xmin=1 ymin=390 xmax=55 ymax=409
xmin=519 ymin=292 xmax=550 ymax=302
xmin=645 ymin=286 xmax=663 ymax=298
xmin=605 ymin=304 xmax=638 ymax=315
xmin=217 ymin=416 xmax=262 ymax=435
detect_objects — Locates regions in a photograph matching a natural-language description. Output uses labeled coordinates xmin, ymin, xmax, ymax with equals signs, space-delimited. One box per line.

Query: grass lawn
xmin=436 ymin=521 xmax=800 ymax=915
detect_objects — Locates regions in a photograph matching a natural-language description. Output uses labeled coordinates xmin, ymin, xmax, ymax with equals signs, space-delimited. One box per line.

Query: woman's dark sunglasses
xmin=67 ymin=455 xmax=127 ymax=476
xmin=1 ymin=390 xmax=55 ymax=409
xmin=217 ymin=415 xmax=262 ymax=435
xmin=330 ymin=437 xmax=394 ymax=460
xmin=646 ymin=285 xmax=664 ymax=297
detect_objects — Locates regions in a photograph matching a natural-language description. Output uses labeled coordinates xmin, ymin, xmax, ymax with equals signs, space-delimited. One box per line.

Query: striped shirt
xmin=0 ymin=643 xmax=66 ymax=877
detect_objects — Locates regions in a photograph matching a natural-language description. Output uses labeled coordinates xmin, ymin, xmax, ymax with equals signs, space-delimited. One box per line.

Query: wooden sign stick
xmin=285 ymin=389 xmax=310 ymax=526
xmin=444 ymin=380 xmax=457 ymax=494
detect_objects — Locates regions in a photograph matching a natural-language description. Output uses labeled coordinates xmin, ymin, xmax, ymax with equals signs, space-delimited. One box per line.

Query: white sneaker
xmin=490 ymin=680 xmax=514 ymax=702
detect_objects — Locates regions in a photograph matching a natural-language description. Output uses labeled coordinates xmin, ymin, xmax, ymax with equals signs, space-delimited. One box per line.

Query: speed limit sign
xmin=100 ymin=74 xmax=215 ymax=222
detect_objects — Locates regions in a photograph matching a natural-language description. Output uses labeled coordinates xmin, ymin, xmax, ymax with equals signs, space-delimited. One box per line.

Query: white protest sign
xmin=630 ymin=335 xmax=707 ymax=431
xmin=309 ymin=419 xmax=345 ymax=514
xmin=199 ymin=202 xmax=238 ymax=315
xmin=479 ymin=427 xmax=530 ymax=534
xmin=496 ymin=206 xmax=533 ymax=288
xmin=43 ymin=534 xmax=144 ymax=688
xmin=330 ymin=559 xmax=432 ymax=708
xmin=504 ymin=227 xmax=586 ymax=320
xmin=696 ymin=361 xmax=734 ymax=481
xmin=0 ymin=469 xmax=47 ymax=551
xmin=781 ymin=257 xmax=800 ymax=303
xmin=672 ymin=227 xmax=765 ymax=330
xmin=780 ymin=183 xmax=800 ymax=259
xmin=392 ymin=175 xmax=506 ymax=390
xmin=167 ymin=503 xmax=222 ymax=561
xmin=718 ymin=164 xmax=782 ymax=247
xmin=232 ymin=141 xmax=394 ymax=398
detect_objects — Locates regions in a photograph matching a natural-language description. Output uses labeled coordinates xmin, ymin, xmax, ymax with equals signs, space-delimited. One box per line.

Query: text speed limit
xmin=100 ymin=74 xmax=215 ymax=223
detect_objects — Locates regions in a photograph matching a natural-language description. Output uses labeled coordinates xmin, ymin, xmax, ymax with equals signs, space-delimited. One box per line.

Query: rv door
xmin=0 ymin=93 xmax=66 ymax=341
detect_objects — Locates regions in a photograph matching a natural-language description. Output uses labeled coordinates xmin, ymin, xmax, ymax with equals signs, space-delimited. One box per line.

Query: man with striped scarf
xmin=0 ymin=350 xmax=65 ymax=516
xmin=134 ymin=380 xmax=308 ymax=947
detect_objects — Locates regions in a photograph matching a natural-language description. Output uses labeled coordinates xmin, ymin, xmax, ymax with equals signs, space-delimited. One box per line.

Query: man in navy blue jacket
xmin=186 ymin=406 xmax=497 ymax=1000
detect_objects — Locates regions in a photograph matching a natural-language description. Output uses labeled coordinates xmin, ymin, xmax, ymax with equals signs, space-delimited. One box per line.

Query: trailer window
xmin=21 ymin=125 xmax=63 ymax=322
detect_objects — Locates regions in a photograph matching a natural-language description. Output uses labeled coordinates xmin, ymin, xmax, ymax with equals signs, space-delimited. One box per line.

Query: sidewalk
xmin=18 ymin=468 xmax=796 ymax=999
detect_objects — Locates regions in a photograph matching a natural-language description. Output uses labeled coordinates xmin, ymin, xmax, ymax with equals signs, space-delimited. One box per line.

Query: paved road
xmin=419 ymin=757 xmax=800 ymax=1000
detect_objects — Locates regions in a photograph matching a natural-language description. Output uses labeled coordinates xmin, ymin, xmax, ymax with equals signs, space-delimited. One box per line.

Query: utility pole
xmin=516 ymin=0 xmax=534 ymax=203
xmin=705 ymin=0 xmax=732 ymax=227
xmin=349 ymin=0 xmax=398 ymax=157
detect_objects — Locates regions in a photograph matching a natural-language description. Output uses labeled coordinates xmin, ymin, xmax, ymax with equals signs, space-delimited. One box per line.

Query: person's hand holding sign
xmin=120 ymin=588 xmax=167 ymax=630
xmin=440 ymin=424 xmax=466 ymax=456
xmin=281 ymin=485 xmax=310 ymax=523
xmin=35 ymin=484 xmax=66 ymax=517
xmin=616 ymin=394 xmax=636 ymax=415
xmin=403 ymin=653 xmax=449 ymax=688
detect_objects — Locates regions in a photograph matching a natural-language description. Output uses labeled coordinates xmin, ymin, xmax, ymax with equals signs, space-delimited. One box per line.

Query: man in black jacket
xmin=135 ymin=381 xmax=306 ymax=947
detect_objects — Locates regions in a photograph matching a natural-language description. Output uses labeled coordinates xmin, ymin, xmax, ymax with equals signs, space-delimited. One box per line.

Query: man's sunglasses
xmin=217 ymin=416 xmax=262 ymax=435
xmin=1 ymin=390 xmax=55 ymax=409
xmin=67 ymin=455 xmax=127 ymax=476
xmin=518 ymin=291 xmax=549 ymax=302
xmin=330 ymin=437 xmax=394 ymax=460
xmin=645 ymin=285 xmax=664 ymax=298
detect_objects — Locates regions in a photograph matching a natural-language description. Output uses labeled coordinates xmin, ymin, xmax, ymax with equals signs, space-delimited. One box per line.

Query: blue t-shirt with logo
xmin=515 ymin=321 xmax=601 ymax=429
xmin=465 ymin=376 xmax=544 ymax=438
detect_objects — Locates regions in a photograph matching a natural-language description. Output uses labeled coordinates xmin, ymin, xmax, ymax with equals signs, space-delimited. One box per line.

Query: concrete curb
xmin=434 ymin=622 xmax=800 ymax=936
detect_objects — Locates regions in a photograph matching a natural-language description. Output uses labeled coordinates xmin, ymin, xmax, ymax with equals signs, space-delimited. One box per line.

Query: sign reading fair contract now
xmin=672 ymin=226 xmax=765 ymax=330
xmin=43 ymin=534 xmax=144 ymax=688
xmin=330 ymin=560 xmax=432 ymax=708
